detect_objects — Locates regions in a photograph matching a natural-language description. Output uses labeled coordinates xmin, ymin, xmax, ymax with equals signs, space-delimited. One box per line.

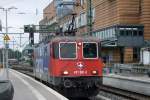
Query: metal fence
xmin=103 ymin=63 xmax=150 ymax=75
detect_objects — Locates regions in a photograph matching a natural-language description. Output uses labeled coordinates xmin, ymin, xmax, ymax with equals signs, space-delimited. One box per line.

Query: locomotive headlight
xmin=63 ymin=71 xmax=69 ymax=75
xmin=78 ymin=42 xmax=82 ymax=46
xmin=92 ymin=70 xmax=98 ymax=75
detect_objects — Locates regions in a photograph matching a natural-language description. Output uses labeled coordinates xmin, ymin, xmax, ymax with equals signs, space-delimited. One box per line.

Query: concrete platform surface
xmin=103 ymin=74 xmax=150 ymax=96
xmin=0 ymin=68 xmax=14 ymax=100
xmin=0 ymin=68 xmax=8 ymax=80
xmin=9 ymin=69 xmax=68 ymax=100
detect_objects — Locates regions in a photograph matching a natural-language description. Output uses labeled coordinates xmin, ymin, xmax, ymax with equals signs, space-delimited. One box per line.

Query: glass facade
xmin=92 ymin=25 xmax=144 ymax=47
xmin=93 ymin=25 xmax=144 ymax=39
xmin=118 ymin=27 xmax=143 ymax=37
xmin=93 ymin=27 xmax=116 ymax=40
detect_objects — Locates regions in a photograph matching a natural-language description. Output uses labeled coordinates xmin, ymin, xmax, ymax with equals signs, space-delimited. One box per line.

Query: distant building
xmin=39 ymin=0 xmax=57 ymax=42
xmin=0 ymin=49 xmax=3 ymax=63
xmin=22 ymin=44 xmax=33 ymax=61
xmin=39 ymin=0 xmax=150 ymax=64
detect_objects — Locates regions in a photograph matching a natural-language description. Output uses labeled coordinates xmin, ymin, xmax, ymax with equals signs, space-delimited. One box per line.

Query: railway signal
xmin=24 ymin=25 xmax=35 ymax=46
xmin=24 ymin=25 xmax=57 ymax=45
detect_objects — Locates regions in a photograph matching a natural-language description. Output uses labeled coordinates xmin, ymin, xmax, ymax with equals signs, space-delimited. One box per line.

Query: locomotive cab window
xmin=83 ymin=42 xmax=98 ymax=59
xmin=52 ymin=43 xmax=59 ymax=58
xmin=59 ymin=42 xmax=77 ymax=59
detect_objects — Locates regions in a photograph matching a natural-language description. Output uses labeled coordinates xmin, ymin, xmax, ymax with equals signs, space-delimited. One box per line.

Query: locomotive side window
xmin=83 ymin=42 xmax=98 ymax=59
xmin=52 ymin=43 xmax=59 ymax=58
xmin=44 ymin=46 xmax=47 ymax=56
xmin=59 ymin=42 xmax=77 ymax=59
xmin=98 ymin=42 xmax=101 ymax=57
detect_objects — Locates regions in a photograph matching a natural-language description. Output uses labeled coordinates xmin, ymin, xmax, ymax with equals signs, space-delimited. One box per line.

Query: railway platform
xmin=0 ymin=68 xmax=14 ymax=100
xmin=8 ymin=69 xmax=68 ymax=100
xmin=103 ymin=73 xmax=150 ymax=96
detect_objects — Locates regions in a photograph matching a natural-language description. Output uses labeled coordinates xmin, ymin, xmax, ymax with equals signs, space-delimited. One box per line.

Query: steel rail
xmin=99 ymin=85 xmax=150 ymax=100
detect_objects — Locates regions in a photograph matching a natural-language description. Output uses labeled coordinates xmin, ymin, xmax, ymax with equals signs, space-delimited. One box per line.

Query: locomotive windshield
xmin=83 ymin=42 xmax=98 ymax=58
xmin=59 ymin=42 xmax=77 ymax=59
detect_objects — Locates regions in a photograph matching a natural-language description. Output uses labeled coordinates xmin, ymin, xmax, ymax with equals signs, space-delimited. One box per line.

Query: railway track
xmin=98 ymin=85 xmax=150 ymax=100
xmin=12 ymin=65 xmax=150 ymax=100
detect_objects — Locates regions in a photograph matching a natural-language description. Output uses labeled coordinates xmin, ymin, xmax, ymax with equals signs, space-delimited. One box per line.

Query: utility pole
xmin=2 ymin=48 xmax=5 ymax=69
xmin=12 ymin=40 xmax=15 ymax=50
xmin=87 ymin=0 xmax=93 ymax=36
xmin=12 ymin=40 xmax=15 ymax=58
xmin=0 ymin=7 xmax=17 ymax=79
xmin=5 ymin=8 xmax=9 ymax=79
xmin=20 ymin=33 xmax=21 ymax=47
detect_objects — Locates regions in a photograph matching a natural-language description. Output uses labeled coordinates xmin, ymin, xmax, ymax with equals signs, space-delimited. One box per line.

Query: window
xmin=95 ymin=33 xmax=98 ymax=37
xmin=102 ymin=31 xmax=104 ymax=39
xmin=40 ymin=47 xmax=43 ymax=57
xmin=83 ymin=13 xmax=87 ymax=25
xmin=80 ymin=0 xmax=85 ymax=5
xmin=53 ymin=43 xmax=59 ymax=58
xmin=133 ymin=30 xmax=138 ymax=36
xmin=103 ymin=30 xmax=106 ymax=39
xmin=139 ymin=30 xmax=143 ymax=36
xmin=99 ymin=32 xmax=102 ymax=39
xmin=98 ymin=32 xmax=100 ymax=39
xmin=92 ymin=8 xmax=95 ymax=22
xmin=93 ymin=32 xmax=96 ymax=37
xmin=83 ymin=43 xmax=98 ymax=58
xmin=79 ymin=13 xmax=82 ymax=26
xmin=76 ymin=16 xmax=79 ymax=28
xmin=44 ymin=46 xmax=47 ymax=56
xmin=133 ymin=48 xmax=140 ymax=61
xmin=106 ymin=30 xmax=110 ymax=39
xmin=120 ymin=30 xmax=125 ymax=36
xmin=79 ymin=13 xmax=86 ymax=26
xmin=126 ymin=30 xmax=132 ymax=36
xmin=59 ymin=42 xmax=76 ymax=59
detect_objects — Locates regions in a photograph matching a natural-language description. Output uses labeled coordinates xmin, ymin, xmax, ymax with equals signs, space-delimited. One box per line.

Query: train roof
xmin=34 ymin=36 xmax=100 ymax=48
xmin=51 ymin=36 xmax=100 ymax=42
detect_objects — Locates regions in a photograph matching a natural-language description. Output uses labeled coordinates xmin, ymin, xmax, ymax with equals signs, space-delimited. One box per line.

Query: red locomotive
xmin=33 ymin=36 xmax=104 ymax=97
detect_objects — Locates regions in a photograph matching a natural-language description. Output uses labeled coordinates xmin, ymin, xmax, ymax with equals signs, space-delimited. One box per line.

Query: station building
xmin=39 ymin=0 xmax=150 ymax=64
xmin=39 ymin=0 xmax=57 ymax=42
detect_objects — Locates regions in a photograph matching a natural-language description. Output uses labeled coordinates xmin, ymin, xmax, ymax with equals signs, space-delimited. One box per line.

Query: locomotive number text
xmin=73 ymin=70 xmax=88 ymax=75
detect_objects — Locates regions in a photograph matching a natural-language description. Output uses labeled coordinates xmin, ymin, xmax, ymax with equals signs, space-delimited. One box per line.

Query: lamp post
xmin=0 ymin=6 xmax=17 ymax=79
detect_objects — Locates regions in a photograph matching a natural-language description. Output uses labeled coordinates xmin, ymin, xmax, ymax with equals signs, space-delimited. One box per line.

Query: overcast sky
xmin=0 ymin=0 xmax=52 ymax=50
